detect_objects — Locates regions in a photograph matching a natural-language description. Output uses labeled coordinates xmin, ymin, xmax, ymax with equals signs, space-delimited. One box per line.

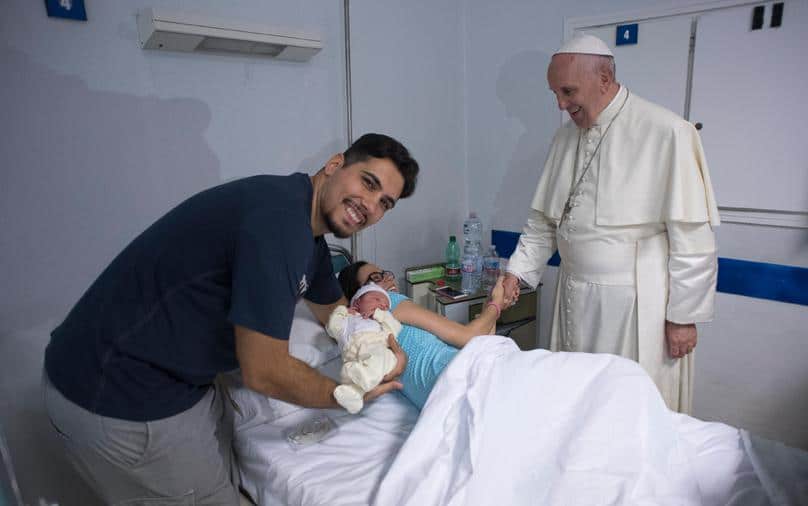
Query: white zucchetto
xmin=554 ymin=33 xmax=614 ymax=57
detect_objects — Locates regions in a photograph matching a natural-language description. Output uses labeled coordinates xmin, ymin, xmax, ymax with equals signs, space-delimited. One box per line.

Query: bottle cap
xmin=449 ymin=235 xmax=456 ymax=241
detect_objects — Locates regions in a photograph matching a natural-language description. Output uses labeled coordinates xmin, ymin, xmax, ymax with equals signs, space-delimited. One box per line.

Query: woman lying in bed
xmin=338 ymin=261 xmax=508 ymax=409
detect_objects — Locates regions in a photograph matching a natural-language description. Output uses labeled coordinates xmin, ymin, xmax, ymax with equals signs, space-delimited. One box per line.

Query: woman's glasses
xmin=366 ymin=270 xmax=395 ymax=283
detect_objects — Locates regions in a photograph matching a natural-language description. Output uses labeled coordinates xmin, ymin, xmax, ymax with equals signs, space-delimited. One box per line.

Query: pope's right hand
xmin=502 ymin=272 xmax=521 ymax=307
xmin=488 ymin=276 xmax=506 ymax=307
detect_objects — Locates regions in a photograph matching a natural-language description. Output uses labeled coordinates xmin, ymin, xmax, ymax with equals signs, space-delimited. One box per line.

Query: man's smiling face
xmin=319 ymin=156 xmax=404 ymax=239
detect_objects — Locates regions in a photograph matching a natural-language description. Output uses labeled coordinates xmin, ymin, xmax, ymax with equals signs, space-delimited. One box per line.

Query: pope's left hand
xmin=665 ymin=321 xmax=697 ymax=359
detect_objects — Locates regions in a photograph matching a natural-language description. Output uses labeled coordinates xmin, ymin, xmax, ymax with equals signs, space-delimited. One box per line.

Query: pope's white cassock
xmin=507 ymin=85 xmax=719 ymax=414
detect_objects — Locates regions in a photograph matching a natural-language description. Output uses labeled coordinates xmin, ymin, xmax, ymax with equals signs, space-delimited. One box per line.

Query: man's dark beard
xmin=325 ymin=213 xmax=352 ymax=238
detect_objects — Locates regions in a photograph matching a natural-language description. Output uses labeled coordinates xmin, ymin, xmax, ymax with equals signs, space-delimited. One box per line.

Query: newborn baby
xmin=326 ymin=283 xmax=401 ymax=414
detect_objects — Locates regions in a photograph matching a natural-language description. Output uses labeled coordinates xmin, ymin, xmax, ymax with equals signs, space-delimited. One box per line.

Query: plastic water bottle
xmin=460 ymin=212 xmax=483 ymax=294
xmin=462 ymin=212 xmax=483 ymax=255
xmin=445 ymin=235 xmax=461 ymax=281
xmin=482 ymin=245 xmax=500 ymax=293
xmin=461 ymin=251 xmax=480 ymax=294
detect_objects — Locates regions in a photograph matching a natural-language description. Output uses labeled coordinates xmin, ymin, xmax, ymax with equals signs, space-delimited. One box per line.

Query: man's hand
xmin=502 ymin=272 xmax=521 ymax=308
xmin=363 ymin=334 xmax=407 ymax=402
xmin=665 ymin=321 xmax=697 ymax=359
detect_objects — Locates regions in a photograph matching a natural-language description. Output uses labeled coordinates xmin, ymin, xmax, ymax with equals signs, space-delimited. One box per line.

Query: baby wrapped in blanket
xmin=326 ymin=282 xmax=401 ymax=413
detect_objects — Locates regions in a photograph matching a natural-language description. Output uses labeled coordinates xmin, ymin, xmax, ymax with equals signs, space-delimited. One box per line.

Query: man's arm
xmin=665 ymin=221 xmax=718 ymax=358
xmin=236 ymin=324 xmax=405 ymax=406
xmin=504 ymin=209 xmax=558 ymax=304
xmin=236 ymin=324 xmax=339 ymax=407
xmin=306 ymin=297 xmax=348 ymax=326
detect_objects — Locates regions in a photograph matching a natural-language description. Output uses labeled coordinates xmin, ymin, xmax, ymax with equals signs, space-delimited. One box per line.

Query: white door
xmin=690 ymin=1 xmax=808 ymax=212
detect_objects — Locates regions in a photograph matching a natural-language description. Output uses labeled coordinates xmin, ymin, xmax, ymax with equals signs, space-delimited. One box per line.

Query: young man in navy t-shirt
xmin=43 ymin=133 xmax=419 ymax=505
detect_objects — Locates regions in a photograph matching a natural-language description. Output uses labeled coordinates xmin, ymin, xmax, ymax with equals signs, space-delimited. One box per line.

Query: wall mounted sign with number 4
xmin=44 ymin=0 xmax=87 ymax=21
xmin=616 ymin=23 xmax=638 ymax=46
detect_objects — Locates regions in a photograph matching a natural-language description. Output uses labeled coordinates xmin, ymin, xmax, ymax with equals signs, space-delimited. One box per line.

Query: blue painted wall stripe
xmin=492 ymin=229 xmax=807 ymax=306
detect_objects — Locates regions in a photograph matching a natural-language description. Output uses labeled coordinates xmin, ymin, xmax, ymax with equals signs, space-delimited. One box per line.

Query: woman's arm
xmin=392 ymin=277 xmax=506 ymax=348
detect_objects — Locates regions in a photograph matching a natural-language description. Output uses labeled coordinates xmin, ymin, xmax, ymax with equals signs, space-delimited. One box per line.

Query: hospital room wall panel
xmin=695 ymin=223 xmax=807 ymax=449
xmin=695 ymin=290 xmax=808 ymax=449
xmin=348 ymin=0 xmax=468 ymax=282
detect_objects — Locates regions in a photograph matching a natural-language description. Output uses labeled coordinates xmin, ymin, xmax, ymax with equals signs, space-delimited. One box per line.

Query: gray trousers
xmin=43 ymin=371 xmax=239 ymax=506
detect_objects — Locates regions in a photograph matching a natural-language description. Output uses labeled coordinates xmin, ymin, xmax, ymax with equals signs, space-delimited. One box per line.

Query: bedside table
xmin=429 ymin=281 xmax=540 ymax=351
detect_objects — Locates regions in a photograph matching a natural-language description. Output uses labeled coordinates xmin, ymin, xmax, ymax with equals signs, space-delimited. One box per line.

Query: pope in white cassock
xmin=503 ymin=34 xmax=720 ymax=414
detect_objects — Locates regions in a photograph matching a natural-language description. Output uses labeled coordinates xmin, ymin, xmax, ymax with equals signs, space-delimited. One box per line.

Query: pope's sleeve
xmin=505 ymin=209 xmax=558 ymax=289
xmin=666 ymin=221 xmax=717 ymax=324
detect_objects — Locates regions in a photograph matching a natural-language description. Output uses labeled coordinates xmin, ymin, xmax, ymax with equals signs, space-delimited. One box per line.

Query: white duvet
xmin=375 ymin=335 xmax=734 ymax=505
xmin=234 ymin=332 xmax=806 ymax=505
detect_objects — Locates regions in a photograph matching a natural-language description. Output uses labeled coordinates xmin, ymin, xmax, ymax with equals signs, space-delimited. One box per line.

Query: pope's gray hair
xmin=594 ymin=55 xmax=616 ymax=82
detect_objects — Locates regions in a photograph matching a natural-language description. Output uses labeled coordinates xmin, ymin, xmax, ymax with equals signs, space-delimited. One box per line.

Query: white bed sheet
xmin=232 ymin=338 xmax=774 ymax=506
xmin=234 ymin=357 xmax=419 ymax=506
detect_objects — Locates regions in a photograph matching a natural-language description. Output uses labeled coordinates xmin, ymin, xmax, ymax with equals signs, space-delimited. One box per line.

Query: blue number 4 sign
xmin=616 ymin=23 xmax=638 ymax=46
xmin=44 ymin=0 xmax=87 ymax=21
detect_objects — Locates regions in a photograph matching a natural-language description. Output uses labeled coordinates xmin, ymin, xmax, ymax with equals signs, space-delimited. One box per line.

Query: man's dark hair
xmin=338 ymin=260 xmax=368 ymax=300
xmin=343 ymin=133 xmax=419 ymax=199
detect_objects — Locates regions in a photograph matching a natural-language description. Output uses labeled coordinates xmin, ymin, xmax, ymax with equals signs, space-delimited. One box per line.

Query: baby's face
xmin=353 ymin=292 xmax=389 ymax=318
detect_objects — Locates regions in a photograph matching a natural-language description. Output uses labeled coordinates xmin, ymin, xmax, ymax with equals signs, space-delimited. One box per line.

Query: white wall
xmin=695 ymin=223 xmax=808 ymax=447
xmin=462 ymin=0 xmax=808 ymax=449
xmin=349 ymin=0 xmax=468 ymax=279
xmin=1 ymin=1 xmax=351 ymax=503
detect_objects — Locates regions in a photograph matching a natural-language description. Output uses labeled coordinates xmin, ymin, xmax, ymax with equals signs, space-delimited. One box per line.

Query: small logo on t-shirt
xmin=297 ymin=274 xmax=309 ymax=297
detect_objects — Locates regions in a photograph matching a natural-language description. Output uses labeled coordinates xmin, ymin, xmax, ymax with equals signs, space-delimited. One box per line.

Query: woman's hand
xmin=488 ymin=275 xmax=507 ymax=308
xmin=364 ymin=334 xmax=407 ymax=402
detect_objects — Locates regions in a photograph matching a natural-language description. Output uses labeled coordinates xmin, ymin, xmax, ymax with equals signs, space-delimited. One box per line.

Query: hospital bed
xmin=227 ymin=301 xmax=808 ymax=506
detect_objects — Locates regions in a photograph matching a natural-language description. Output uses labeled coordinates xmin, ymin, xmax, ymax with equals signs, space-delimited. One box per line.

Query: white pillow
xmin=227 ymin=301 xmax=342 ymax=430
xmin=288 ymin=301 xmax=340 ymax=367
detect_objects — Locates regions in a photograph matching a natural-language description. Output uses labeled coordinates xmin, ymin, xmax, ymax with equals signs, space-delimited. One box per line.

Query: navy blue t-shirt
xmin=45 ymin=174 xmax=342 ymax=421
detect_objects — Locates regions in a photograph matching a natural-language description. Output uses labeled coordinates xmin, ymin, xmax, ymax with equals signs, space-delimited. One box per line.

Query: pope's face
xmin=319 ymin=156 xmax=405 ymax=238
xmin=547 ymin=54 xmax=608 ymax=129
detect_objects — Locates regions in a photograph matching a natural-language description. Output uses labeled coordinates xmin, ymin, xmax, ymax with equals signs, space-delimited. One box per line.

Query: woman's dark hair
xmin=343 ymin=133 xmax=419 ymax=199
xmin=338 ymin=261 xmax=368 ymax=300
